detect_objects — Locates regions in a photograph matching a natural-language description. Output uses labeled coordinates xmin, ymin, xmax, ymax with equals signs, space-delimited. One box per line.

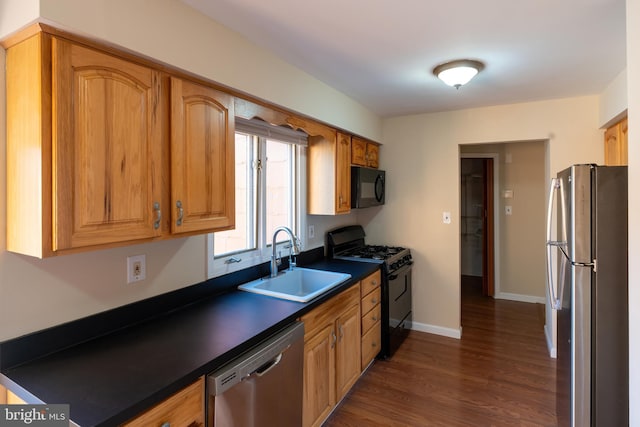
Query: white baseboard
xmin=545 ymin=323 xmax=557 ymax=359
xmin=494 ymin=292 xmax=546 ymax=304
xmin=409 ymin=321 xmax=462 ymax=339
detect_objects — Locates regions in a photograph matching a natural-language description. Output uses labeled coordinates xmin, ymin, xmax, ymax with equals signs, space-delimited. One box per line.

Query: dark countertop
xmin=0 ymin=255 xmax=379 ymax=426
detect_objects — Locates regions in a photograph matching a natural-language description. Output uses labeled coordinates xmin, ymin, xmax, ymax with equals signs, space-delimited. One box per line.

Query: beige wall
xmin=359 ymin=96 xmax=603 ymax=339
xmin=0 ymin=0 xmax=379 ymax=341
xmin=626 ymin=0 xmax=639 ymax=423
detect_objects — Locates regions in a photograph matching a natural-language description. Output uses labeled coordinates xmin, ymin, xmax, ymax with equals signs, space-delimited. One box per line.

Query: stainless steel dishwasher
xmin=207 ymin=322 xmax=304 ymax=427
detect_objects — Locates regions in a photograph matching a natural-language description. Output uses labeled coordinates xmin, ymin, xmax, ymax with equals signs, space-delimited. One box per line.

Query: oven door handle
xmin=388 ymin=273 xmax=398 ymax=281
xmin=395 ymin=281 xmax=408 ymax=302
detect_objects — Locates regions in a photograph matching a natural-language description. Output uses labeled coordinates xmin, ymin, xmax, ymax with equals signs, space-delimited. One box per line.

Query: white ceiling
xmin=181 ymin=0 xmax=626 ymax=118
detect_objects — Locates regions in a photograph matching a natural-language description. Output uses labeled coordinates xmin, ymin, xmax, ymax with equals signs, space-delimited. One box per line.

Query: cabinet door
xmin=604 ymin=118 xmax=628 ymax=166
xmin=366 ymin=143 xmax=379 ymax=168
xmin=52 ymin=38 xmax=163 ymax=250
xmin=303 ymin=324 xmax=336 ymax=427
xmin=170 ymin=77 xmax=235 ymax=234
xmin=351 ymin=137 xmax=367 ymax=166
xmin=335 ymin=303 xmax=361 ymax=401
xmin=336 ymin=132 xmax=351 ymax=213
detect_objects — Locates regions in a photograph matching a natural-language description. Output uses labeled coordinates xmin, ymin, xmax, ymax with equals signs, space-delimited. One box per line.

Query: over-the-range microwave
xmin=351 ymin=166 xmax=385 ymax=208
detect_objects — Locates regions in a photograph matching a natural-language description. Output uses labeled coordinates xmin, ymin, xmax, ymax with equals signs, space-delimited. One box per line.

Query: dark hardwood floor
xmin=324 ymin=276 xmax=557 ymax=427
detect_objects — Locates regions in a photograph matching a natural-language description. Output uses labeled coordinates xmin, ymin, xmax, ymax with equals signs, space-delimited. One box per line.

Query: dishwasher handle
xmin=253 ymin=353 xmax=283 ymax=377
xmin=208 ymin=322 xmax=304 ymax=396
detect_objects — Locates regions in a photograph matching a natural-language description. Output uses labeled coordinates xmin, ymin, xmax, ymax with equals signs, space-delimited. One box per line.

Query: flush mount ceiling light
xmin=433 ymin=59 xmax=485 ymax=89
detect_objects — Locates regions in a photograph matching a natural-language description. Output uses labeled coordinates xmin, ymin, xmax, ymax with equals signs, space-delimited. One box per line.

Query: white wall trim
xmin=494 ymin=292 xmax=546 ymax=304
xmin=410 ymin=321 xmax=462 ymax=339
xmin=545 ymin=323 xmax=557 ymax=358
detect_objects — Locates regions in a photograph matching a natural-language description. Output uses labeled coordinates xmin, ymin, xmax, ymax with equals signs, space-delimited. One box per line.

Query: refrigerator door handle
xmin=546 ymin=177 xmax=567 ymax=310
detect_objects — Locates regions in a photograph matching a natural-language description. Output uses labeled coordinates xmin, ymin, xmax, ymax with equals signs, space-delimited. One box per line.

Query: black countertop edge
xmin=2 ymin=256 xmax=379 ymax=426
xmin=0 ymin=246 xmax=326 ymax=371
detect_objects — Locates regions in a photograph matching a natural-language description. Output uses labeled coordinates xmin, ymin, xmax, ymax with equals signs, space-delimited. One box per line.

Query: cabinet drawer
xmin=302 ymin=284 xmax=360 ymax=338
xmin=361 ymin=287 xmax=381 ymax=315
xmin=121 ymin=378 xmax=204 ymax=427
xmin=361 ymin=304 xmax=381 ymax=334
xmin=360 ymin=270 xmax=381 ymax=297
xmin=361 ymin=320 xmax=381 ymax=368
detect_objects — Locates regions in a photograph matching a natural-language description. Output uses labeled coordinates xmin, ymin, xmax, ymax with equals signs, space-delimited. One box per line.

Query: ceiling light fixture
xmin=433 ymin=59 xmax=485 ymax=89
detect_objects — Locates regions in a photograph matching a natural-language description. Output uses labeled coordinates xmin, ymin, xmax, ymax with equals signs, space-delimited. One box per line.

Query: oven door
xmin=386 ymin=263 xmax=412 ymax=356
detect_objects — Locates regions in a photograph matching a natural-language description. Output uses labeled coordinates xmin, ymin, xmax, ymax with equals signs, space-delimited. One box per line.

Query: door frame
xmin=460 ymin=152 xmax=500 ymax=297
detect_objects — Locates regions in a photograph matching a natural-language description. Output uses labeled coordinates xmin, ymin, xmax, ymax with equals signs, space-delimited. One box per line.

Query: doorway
xmin=460 ymin=156 xmax=496 ymax=297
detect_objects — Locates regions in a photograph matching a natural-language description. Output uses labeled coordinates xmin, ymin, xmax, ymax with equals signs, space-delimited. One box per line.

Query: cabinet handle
xmin=371 ymin=298 xmax=378 ymax=304
xmin=371 ymin=280 xmax=377 ymax=286
xmin=331 ymin=331 xmax=337 ymax=348
xmin=371 ymin=342 xmax=377 ymax=347
xmin=372 ymin=315 xmax=378 ymax=321
xmin=338 ymin=324 xmax=344 ymax=340
xmin=160 ymin=423 xmax=170 ymax=427
xmin=153 ymin=202 xmax=161 ymax=230
xmin=176 ymin=200 xmax=184 ymax=226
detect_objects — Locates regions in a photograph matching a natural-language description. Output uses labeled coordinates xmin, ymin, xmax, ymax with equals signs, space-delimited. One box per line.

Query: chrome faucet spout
xmin=271 ymin=226 xmax=301 ymax=277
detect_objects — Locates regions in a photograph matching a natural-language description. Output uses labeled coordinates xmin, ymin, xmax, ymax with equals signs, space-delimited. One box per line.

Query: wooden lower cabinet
xmin=0 ymin=385 xmax=27 ymax=404
xmin=360 ymin=270 xmax=382 ymax=370
xmin=301 ymin=285 xmax=361 ymax=427
xmin=121 ymin=377 xmax=204 ymax=427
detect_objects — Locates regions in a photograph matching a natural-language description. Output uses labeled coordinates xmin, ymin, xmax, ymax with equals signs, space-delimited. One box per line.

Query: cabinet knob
xmin=372 ymin=315 xmax=378 ymax=321
xmin=371 ymin=298 xmax=378 ymax=304
xmin=176 ymin=200 xmax=184 ymax=226
xmin=153 ymin=202 xmax=161 ymax=230
xmin=331 ymin=331 xmax=337 ymax=348
xmin=371 ymin=342 xmax=377 ymax=347
xmin=161 ymin=423 xmax=171 ymax=427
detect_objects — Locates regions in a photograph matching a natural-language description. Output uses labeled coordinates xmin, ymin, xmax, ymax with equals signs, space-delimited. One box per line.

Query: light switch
xmin=443 ymin=211 xmax=451 ymax=224
xmin=503 ymin=189 xmax=513 ymax=199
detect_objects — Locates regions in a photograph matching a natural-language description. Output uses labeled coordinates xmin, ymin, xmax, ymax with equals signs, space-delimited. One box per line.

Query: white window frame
xmin=206 ymin=119 xmax=307 ymax=278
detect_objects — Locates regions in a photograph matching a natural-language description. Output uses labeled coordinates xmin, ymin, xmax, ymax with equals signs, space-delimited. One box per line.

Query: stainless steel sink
xmin=238 ymin=267 xmax=351 ymax=302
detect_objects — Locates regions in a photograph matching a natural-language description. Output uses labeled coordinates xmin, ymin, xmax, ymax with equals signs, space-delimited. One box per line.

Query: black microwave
xmin=351 ymin=167 xmax=385 ymax=208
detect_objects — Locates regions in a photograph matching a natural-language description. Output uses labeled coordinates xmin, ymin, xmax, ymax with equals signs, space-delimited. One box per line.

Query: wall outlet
xmin=505 ymin=206 xmax=513 ymax=216
xmin=127 ymin=255 xmax=146 ymax=283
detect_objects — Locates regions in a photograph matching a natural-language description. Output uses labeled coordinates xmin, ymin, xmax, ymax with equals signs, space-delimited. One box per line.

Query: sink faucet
xmin=271 ymin=226 xmax=301 ymax=277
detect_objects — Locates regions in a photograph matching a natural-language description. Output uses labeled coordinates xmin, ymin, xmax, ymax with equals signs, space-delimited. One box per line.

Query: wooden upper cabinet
xmin=170 ymin=77 xmax=235 ymax=234
xmin=308 ymin=132 xmax=351 ymax=215
xmin=6 ymin=33 xmax=164 ymax=257
xmin=351 ymin=137 xmax=379 ymax=168
xmin=604 ymin=117 xmax=628 ymax=166
xmin=5 ymin=28 xmax=236 ymax=257
xmin=336 ymin=133 xmax=352 ymax=213
xmin=52 ymin=38 xmax=163 ymax=251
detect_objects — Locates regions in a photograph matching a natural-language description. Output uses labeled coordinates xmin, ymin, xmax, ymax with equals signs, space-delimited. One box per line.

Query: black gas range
xmin=327 ymin=225 xmax=412 ymax=359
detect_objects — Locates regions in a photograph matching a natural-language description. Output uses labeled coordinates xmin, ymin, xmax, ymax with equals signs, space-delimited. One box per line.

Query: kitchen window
xmin=206 ymin=118 xmax=307 ymax=277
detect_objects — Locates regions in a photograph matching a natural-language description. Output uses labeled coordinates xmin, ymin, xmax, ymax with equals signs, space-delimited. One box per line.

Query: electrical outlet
xmin=308 ymin=225 xmax=315 ymax=239
xmin=127 ymin=255 xmax=146 ymax=283
xmin=505 ymin=206 xmax=513 ymax=216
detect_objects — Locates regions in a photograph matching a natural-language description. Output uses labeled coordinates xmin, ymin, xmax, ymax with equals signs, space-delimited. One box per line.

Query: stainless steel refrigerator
xmin=546 ymin=164 xmax=628 ymax=427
